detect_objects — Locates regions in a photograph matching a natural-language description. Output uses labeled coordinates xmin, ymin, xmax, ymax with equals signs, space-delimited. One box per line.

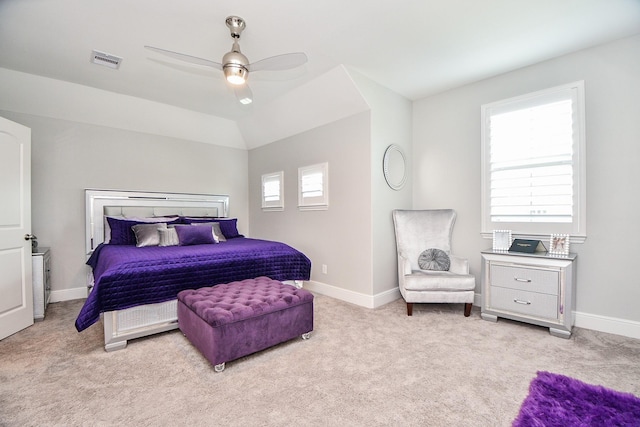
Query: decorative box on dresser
xmin=32 ymin=247 xmax=51 ymax=321
xmin=480 ymin=249 xmax=577 ymax=338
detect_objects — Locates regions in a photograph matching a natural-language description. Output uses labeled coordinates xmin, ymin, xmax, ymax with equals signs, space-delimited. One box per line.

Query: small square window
xmin=298 ymin=162 xmax=328 ymax=211
xmin=261 ymin=171 xmax=284 ymax=211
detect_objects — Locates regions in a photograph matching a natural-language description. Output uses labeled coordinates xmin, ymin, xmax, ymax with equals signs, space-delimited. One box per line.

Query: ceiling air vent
xmin=90 ymin=50 xmax=123 ymax=69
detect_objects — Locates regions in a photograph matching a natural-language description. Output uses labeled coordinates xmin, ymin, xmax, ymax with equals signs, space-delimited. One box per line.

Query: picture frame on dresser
xmin=492 ymin=230 xmax=512 ymax=251
xmin=549 ymin=234 xmax=570 ymax=255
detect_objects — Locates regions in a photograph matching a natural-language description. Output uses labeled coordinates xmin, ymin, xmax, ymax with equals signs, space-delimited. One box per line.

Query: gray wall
xmin=248 ymin=112 xmax=373 ymax=296
xmin=412 ymin=34 xmax=640 ymax=323
xmin=248 ymin=70 xmax=413 ymax=304
xmin=1 ymin=111 xmax=248 ymax=299
xmin=349 ymin=71 xmax=413 ymax=296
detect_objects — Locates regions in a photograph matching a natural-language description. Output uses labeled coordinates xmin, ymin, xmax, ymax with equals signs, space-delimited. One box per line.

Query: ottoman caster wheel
xmin=301 ymin=332 xmax=311 ymax=340
xmin=214 ymin=363 xmax=225 ymax=373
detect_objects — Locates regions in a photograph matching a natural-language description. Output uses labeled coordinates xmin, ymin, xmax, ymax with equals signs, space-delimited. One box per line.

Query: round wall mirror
xmin=383 ymin=144 xmax=407 ymax=190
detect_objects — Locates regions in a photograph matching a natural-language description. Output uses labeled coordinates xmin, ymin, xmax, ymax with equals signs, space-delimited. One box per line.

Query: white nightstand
xmin=481 ymin=249 xmax=577 ymax=338
xmin=32 ymin=247 xmax=51 ymax=321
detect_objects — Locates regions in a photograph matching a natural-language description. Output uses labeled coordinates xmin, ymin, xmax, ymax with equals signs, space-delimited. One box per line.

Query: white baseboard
xmin=50 ymin=282 xmax=400 ymax=309
xmin=375 ymin=286 xmax=402 ymax=307
xmin=50 ymin=286 xmax=87 ymax=303
xmin=304 ymin=280 xmax=401 ymax=309
xmin=50 ymin=284 xmax=640 ymax=340
xmin=474 ymin=292 xmax=482 ymax=308
xmin=574 ymin=311 xmax=640 ymax=340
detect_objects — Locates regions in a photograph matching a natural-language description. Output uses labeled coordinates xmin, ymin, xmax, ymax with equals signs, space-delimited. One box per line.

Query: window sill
xmin=298 ymin=205 xmax=328 ymax=211
xmin=481 ymin=232 xmax=585 ymax=245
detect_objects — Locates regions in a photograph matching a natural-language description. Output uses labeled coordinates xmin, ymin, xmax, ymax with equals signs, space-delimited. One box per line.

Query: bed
xmin=77 ymin=189 xmax=312 ymax=351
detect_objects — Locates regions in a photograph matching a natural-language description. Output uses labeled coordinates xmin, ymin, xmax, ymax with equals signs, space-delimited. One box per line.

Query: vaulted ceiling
xmin=1 ymin=0 xmax=639 ymax=122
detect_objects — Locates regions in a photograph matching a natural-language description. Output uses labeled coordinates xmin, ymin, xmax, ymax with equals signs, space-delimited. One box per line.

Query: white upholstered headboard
xmin=85 ymin=189 xmax=230 ymax=254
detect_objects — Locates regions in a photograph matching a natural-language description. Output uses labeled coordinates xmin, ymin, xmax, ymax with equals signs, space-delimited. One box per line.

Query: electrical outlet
xmin=322 ymin=264 xmax=327 ymax=274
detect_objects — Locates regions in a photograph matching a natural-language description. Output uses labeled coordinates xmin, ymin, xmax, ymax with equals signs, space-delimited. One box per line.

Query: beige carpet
xmin=1 ymin=294 xmax=639 ymax=426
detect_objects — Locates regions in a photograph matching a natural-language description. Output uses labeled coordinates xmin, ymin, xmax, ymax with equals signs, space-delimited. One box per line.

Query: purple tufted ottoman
xmin=177 ymin=276 xmax=314 ymax=372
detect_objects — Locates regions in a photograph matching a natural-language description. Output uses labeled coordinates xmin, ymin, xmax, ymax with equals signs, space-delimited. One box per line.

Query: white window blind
xmin=298 ymin=162 xmax=328 ymax=210
xmin=261 ymin=171 xmax=284 ymax=210
xmin=481 ymin=81 xmax=586 ymax=238
xmin=490 ymin=98 xmax=573 ymax=222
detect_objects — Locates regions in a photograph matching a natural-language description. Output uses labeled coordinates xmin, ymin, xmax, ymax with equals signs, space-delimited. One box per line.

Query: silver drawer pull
xmin=513 ymin=299 xmax=531 ymax=305
xmin=514 ymin=277 xmax=532 ymax=283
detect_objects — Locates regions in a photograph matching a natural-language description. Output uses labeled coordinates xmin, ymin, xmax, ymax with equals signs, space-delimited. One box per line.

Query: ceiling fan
xmin=145 ymin=16 xmax=308 ymax=105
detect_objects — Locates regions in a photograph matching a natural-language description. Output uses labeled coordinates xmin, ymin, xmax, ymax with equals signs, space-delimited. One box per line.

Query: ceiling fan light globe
xmin=226 ymin=75 xmax=246 ymax=85
xmin=224 ymin=65 xmax=248 ymax=85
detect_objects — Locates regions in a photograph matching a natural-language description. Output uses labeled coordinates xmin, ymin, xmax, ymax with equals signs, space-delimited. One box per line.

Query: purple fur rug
xmin=513 ymin=371 xmax=640 ymax=426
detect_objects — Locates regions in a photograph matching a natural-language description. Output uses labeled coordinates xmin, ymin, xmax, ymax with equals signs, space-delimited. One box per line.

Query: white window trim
xmin=298 ymin=162 xmax=329 ymax=211
xmin=480 ymin=81 xmax=586 ymax=243
xmin=261 ymin=171 xmax=284 ymax=211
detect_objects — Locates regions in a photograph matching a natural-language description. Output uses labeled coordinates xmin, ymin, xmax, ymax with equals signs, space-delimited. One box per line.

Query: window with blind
xmin=481 ymin=81 xmax=586 ymax=239
xmin=261 ymin=171 xmax=284 ymax=211
xmin=298 ymin=162 xmax=328 ymax=210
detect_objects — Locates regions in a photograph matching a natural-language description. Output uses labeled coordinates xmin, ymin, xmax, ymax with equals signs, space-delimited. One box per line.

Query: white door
xmin=0 ymin=116 xmax=33 ymax=340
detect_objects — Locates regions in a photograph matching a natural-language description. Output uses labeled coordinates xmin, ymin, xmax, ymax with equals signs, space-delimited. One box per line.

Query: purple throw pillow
xmin=107 ymin=217 xmax=142 ymax=245
xmin=175 ymin=224 xmax=216 ymax=246
xmin=107 ymin=217 xmax=180 ymax=245
xmin=181 ymin=217 xmax=242 ymax=239
xmin=216 ymin=218 xmax=242 ymax=239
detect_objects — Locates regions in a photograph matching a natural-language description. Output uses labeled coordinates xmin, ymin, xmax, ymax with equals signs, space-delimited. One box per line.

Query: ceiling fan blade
xmin=233 ymin=84 xmax=253 ymax=105
xmin=144 ymin=45 xmax=222 ymax=69
xmin=248 ymin=52 xmax=308 ymax=72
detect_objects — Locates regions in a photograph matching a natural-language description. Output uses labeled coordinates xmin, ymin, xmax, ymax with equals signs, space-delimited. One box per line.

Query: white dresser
xmin=480 ymin=249 xmax=577 ymax=338
xmin=32 ymin=247 xmax=51 ymax=321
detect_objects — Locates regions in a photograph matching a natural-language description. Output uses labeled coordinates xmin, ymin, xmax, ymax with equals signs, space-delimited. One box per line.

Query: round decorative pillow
xmin=418 ymin=248 xmax=451 ymax=271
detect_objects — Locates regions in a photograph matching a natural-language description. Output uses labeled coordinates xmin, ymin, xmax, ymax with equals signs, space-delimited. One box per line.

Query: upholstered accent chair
xmin=392 ymin=209 xmax=475 ymax=317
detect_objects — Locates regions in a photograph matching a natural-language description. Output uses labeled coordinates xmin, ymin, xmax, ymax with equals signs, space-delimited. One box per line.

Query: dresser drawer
xmin=490 ymin=286 xmax=558 ymax=319
xmin=490 ymin=264 xmax=559 ymax=295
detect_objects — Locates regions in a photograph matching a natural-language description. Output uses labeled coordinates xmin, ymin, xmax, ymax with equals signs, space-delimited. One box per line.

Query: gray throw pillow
xmin=132 ymin=223 xmax=167 ymax=247
xmin=158 ymin=227 xmax=179 ymax=247
xmin=418 ymin=248 xmax=450 ymax=271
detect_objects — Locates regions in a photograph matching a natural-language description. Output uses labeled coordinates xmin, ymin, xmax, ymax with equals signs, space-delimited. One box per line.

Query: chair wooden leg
xmin=407 ymin=303 xmax=413 ymax=316
xmin=464 ymin=303 xmax=472 ymax=317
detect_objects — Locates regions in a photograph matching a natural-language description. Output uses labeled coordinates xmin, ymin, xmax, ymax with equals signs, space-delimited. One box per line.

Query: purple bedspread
xmin=75 ymin=238 xmax=311 ymax=332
